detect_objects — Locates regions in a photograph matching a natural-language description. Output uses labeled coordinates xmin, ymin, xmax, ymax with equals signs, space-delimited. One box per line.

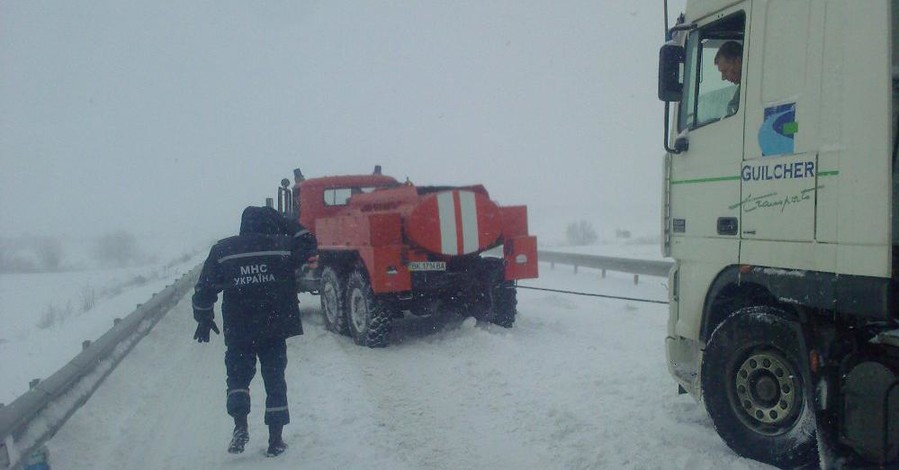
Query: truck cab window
xmin=324 ymin=188 xmax=353 ymax=206
xmin=678 ymin=13 xmax=745 ymax=131
xmin=323 ymin=186 xmax=378 ymax=206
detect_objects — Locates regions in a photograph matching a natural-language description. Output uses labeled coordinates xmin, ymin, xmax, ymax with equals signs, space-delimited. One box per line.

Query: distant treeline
xmin=0 ymin=231 xmax=143 ymax=273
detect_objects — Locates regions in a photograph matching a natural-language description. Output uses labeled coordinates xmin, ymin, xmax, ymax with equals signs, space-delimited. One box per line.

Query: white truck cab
xmin=658 ymin=1 xmax=899 ymax=467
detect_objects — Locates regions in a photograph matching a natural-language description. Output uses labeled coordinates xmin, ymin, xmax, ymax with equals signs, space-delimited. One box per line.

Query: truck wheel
xmin=320 ymin=267 xmax=349 ymax=335
xmin=701 ymin=307 xmax=817 ymax=469
xmin=488 ymin=281 xmax=517 ymax=328
xmin=346 ymin=269 xmax=392 ymax=348
xmin=471 ymin=281 xmax=518 ymax=327
xmin=470 ymin=259 xmax=517 ymax=327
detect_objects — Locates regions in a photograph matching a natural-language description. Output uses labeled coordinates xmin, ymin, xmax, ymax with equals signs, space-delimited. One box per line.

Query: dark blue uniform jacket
xmin=192 ymin=207 xmax=315 ymax=347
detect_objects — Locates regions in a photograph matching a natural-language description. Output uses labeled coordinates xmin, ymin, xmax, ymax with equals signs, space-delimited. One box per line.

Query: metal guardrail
xmin=0 ymin=264 xmax=202 ymax=470
xmin=538 ymin=250 xmax=673 ymax=284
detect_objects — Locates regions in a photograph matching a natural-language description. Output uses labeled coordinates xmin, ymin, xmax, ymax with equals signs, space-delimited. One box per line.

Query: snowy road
xmin=48 ymin=265 xmax=774 ymax=469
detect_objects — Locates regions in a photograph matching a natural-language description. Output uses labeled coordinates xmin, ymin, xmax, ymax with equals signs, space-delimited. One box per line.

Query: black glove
xmin=193 ymin=319 xmax=220 ymax=343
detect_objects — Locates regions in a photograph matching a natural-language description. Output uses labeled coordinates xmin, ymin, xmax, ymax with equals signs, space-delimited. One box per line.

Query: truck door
xmin=739 ymin=1 xmax=818 ymax=255
xmin=666 ymin=7 xmax=748 ymax=338
xmin=738 ymin=0 xmax=893 ymax=277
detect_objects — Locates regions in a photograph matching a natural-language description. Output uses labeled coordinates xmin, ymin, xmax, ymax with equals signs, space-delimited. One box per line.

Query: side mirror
xmin=658 ymin=44 xmax=685 ymax=102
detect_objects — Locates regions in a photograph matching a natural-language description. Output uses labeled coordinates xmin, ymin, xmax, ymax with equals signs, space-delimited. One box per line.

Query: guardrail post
xmin=633 ymin=274 xmax=639 ymax=285
xmin=82 ymin=340 xmax=91 ymax=351
xmin=601 ymin=269 xmax=606 ymax=278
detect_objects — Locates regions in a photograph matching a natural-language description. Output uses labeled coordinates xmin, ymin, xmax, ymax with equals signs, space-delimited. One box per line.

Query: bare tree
xmin=565 ymin=220 xmax=598 ymax=246
xmin=0 ymin=238 xmax=36 ymax=273
xmin=94 ymin=230 xmax=140 ymax=267
xmin=34 ymin=237 xmax=64 ymax=271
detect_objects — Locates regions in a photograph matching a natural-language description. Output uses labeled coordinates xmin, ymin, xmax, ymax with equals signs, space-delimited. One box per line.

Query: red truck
xmin=273 ymin=167 xmax=538 ymax=347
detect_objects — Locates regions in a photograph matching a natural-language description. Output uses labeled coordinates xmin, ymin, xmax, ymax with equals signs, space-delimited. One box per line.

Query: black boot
xmin=228 ymin=416 xmax=249 ymax=454
xmin=265 ymin=424 xmax=287 ymax=457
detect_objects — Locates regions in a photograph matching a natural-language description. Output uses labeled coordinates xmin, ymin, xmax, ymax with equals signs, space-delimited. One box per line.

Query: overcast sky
xmin=1 ymin=1 xmax=686 ymax=245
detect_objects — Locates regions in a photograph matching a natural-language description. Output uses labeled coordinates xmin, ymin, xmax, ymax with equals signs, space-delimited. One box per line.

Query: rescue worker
xmin=192 ymin=206 xmax=315 ymax=457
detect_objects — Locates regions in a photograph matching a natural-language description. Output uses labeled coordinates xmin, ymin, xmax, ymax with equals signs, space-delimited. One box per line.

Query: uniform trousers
xmin=224 ymin=338 xmax=290 ymax=426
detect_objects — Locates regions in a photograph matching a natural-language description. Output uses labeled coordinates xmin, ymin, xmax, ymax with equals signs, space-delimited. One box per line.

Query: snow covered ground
xmin=0 ymin=240 xmax=208 ymax=405
xmin=0 ymin=240 xmax=773 ymax=469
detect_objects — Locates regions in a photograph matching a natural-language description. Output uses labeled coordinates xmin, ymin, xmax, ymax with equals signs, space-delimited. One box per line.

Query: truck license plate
xmin=408 ymin=261 xmax=446 ymax=272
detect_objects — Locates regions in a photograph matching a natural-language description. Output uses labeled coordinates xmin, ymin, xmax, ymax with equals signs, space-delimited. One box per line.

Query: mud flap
xmin=787 ymin=321 xmax=834 ymax=468
xmin=842 ymin=361 xmax=899 ymax=465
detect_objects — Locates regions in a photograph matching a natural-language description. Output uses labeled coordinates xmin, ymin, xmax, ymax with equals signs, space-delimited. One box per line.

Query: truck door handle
xmin=717 ymin=217 xmax=738 ymax=236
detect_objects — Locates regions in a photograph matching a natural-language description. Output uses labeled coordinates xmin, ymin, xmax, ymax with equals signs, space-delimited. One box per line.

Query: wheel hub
xmin=751 ymin=375 xmax=779 ymax=405
xmin=350 ymin=289 xmax=368 ymax=331
xmin=734 ymin=352 xmax=798 ymax=427
xmin=323 ymin=284 xmax=338 ymax=323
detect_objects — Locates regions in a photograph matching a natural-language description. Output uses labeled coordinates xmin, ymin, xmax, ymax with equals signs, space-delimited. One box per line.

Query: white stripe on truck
xmin=459 ymin=191 xmax=479 ymax=254
xmin=437 ymin=191 xmax=458 ymax=255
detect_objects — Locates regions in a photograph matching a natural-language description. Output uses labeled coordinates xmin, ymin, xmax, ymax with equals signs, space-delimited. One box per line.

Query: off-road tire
xmin=471 ymin=258 xmax=517 ymax=327
xmin=470 ymin=281 xmax=518 ymax=328
xmin=320 ymin=266 xmax=349 ymax=335
xmin=487 ymin=281 xmax=517 ymax=328
xmin=346 ymin=268 xmax=392 ymax=348
xmin=701 ymin=306 xmax=817 ymax=469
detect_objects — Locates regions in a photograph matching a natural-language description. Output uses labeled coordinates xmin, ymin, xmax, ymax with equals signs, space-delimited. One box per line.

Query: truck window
xmin=678 ymin=12 xmax=745 ymax=131
xmin=323 ymin=186 xmax=378 ymax=206
xmin=324 ymin=188 xmax=353 ymax=206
